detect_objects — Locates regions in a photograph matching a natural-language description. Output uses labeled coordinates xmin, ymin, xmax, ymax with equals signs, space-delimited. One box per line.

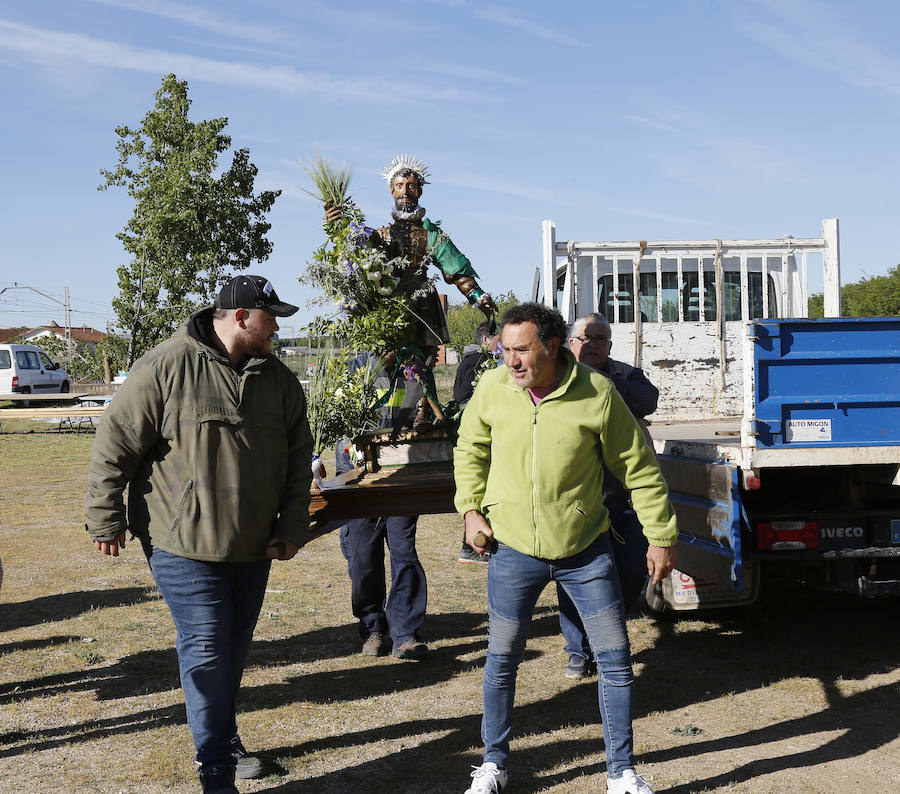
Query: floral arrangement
xmin=305 ymin=345 xmax=380 ymax=457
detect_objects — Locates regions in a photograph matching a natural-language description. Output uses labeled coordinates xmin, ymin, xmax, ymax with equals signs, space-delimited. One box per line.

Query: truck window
xmin=722 ymin=272 xmax=742 ymax=321
xmin=596 ymin=259 xmax=780 ymax=323
xmin=598 ymin=272 xmax=655 ymax=323
xmin=682 ymin=270 xmax=714 ymax=320
xmin=38 ymin=352 xmax=54 ymax=368
xmin=638 ymin=272 xmax=657 ymax=322
xmin=748 ymin=273 xmax=780 ymax=319
xmin=0 ymin=351 xmax=10 ymax=369
xmin=661 ymin=271 xmax=678 ymax=321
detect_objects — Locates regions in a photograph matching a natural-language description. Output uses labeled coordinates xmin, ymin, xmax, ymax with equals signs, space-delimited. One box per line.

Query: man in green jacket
xmin=84 ymin=275 xmax=313 ymax=794
xmin=454 ymin=302 xmax=678 ymax=794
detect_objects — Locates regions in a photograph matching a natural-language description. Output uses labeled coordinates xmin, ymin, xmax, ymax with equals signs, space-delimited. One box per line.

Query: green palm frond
xmin=300 ymin=154 xmax=354 ymax=207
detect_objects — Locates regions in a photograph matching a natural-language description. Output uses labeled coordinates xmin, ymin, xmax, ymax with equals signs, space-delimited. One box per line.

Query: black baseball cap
xmin=215 ymin=275 xmax=298 ymax=317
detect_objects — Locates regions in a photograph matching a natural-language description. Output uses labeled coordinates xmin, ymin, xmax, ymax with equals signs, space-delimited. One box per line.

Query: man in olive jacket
xmin=454 ymin=303 xmax=677 ymax=794
xmin=84 ymin=275 xmax=313 ymax=794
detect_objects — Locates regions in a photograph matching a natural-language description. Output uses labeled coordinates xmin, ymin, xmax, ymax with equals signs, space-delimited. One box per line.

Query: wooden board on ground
xmin=0 ymin=407 xmax=106 ymax=419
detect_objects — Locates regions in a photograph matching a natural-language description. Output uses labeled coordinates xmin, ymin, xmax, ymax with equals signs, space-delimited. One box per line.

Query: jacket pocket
xmin=534 ymin=499 xmax=594 ymax=557
xmin=168 ymin=479 xmax=195 ymax=533
xmin=480 ymin=500 xmax=500 ymax=527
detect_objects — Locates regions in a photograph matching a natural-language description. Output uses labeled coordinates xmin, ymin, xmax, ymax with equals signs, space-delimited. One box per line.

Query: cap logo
xmin=263 ymin=281 xmax=274 ymax=297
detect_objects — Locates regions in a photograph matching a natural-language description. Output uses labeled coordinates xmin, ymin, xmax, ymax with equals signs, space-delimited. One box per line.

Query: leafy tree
xmin=807 ymin=292 xmax=824 ymax=318
xmin=27 ymin=333 xmax=110 ymax=382
xmin=808 ymin=265 xmax=900 ymax=318
xmin=99 ymin=74 xmax=281 ymax=367
xmin=445 ymin=290 xmax=519 ymax=358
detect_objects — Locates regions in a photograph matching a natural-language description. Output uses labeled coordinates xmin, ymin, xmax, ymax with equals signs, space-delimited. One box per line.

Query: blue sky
xmin=1 ymin=0 xmax=899 ymax=336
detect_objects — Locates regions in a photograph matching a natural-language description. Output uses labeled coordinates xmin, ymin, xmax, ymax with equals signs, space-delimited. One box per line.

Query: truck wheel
xmin=20 ymin=386 xmax=31 ymax=408
xmin=639 ymin=581 xmax=671 ymax=619
xmin=60 ymin=381 xmax=70 ymax=393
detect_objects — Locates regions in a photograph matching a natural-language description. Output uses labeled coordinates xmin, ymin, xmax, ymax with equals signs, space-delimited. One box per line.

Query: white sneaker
xmin=607 ymin=768 xmax=654 ymax=794
xmin=464 ymin=761 xmax=509 ymax=793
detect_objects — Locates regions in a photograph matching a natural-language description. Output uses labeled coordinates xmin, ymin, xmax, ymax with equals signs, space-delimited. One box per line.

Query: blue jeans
xmin=483 ymin=534 xmax=635 ymax=776
xmin=558 ymin=506 xmax=649 ymax=661
xmin=144 ymin=544 xmax=271 ymax=767
xmin=339 ymin=515 xmax=427 ymax=645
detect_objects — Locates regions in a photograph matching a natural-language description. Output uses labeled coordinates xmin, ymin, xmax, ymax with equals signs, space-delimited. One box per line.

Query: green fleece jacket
xmin=84 ymin=309 xmax=313 ymax=562
xmin=454 ymin=347 xmax=677 ymax=560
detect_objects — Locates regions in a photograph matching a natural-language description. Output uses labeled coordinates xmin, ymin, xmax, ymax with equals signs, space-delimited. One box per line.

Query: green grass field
xmin=0 ymin=419 xmax=898 ymax=793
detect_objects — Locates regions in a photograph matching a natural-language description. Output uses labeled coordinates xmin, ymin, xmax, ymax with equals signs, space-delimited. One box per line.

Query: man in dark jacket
xmin=84 ymin=275 xmax=313 ymax=794
xmin=453 ymin=321 xmax=500 ymax=405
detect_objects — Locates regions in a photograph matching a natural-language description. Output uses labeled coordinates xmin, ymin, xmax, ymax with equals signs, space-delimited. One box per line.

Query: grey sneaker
xmin=230 ymin=735 xmax=266 ymax=779
xmin=392 ymin=637 xmax=428 ymax=660
xmin=564 ymin=653 xmax=596 ymax=679
xmin=464 ymin=762 xmax=508 ymax=793
xmin=361 ymin=632 xmax=387 ymax=656
xmin=607 ymin=768 xmax=654 ymax=794
xmin=458 ymin=544 xmax=490 ymax=564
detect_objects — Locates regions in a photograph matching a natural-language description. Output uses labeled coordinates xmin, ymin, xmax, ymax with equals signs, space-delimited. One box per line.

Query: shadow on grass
xmin=0 ymin=634 xmax=77 ymax=656
xmin=258 ymin=688 xmax=606 ymax=793
xmin=0 ymin=611 xmax=524 ymax=757
xmin=0 ymin=585 xmax=154 ymax=632
xmin=254 ymin=585 xmax=900 ymax=792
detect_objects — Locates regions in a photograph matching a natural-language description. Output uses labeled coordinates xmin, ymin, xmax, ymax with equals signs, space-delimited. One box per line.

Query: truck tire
xmin=60 ymin=381 xmax=70 ymax=393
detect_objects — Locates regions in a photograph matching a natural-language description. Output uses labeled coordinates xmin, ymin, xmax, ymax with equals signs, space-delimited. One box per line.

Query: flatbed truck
xmin=539 ymin=218 xmax=900 ymax=609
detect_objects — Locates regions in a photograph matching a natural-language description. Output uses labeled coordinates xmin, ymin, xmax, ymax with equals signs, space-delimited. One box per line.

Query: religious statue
xmin=322 ymin=154 xmax=496 ymax=430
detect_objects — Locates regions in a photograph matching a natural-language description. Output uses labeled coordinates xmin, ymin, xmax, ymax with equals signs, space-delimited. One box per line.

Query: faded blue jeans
xmin=558 ymin=504 xmax=649 ymax=661
xmin=144 ymin=544 xmax=271 ymax=768
xmin=482 ymin=533 xmax=635 ymax=777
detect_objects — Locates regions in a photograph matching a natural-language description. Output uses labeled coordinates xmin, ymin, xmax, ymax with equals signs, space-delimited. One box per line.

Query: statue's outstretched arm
xmin=446 ymin=273 xmax=498 ymax=316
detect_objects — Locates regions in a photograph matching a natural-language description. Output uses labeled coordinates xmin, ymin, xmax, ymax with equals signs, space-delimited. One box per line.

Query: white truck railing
xmin=538 ymin=219 xmax=841 ymax=420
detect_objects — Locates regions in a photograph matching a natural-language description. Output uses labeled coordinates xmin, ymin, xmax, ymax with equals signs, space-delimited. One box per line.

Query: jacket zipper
xmin=169 ymin=479 xmax=195 ymax=532
xmin=531 ymin=405 xmax=538 ymax=557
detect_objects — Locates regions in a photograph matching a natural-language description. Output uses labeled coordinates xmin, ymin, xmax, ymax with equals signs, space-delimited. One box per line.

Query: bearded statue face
xmin=391 ymin=172 xmax=423 ymax=213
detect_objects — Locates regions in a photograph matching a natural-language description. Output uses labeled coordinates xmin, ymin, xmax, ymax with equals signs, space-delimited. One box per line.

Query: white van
xmin=0 ymin=344 xmax=72 ymax=394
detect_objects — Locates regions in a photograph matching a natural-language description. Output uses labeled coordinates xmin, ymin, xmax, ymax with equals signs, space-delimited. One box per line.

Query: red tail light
xmin=756 ymin=521 xmax=819 ymax=551
xmin=11 ymin=375 xmax=18 ymax=389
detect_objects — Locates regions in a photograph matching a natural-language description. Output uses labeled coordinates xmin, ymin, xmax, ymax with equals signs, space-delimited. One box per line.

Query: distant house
xmin=22 ymin=322 xmax=105 ymax=353
xmin=0 ymin=327 xmax=28 ymax=344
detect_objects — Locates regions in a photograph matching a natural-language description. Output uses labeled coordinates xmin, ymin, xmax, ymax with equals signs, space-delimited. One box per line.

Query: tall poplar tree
xmin=99 ymin=74 xmax=281 ymax=367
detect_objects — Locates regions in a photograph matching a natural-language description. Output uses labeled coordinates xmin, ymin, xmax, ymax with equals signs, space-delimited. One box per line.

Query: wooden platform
xmin=308 ymin=461 xmax=456 ymax=535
